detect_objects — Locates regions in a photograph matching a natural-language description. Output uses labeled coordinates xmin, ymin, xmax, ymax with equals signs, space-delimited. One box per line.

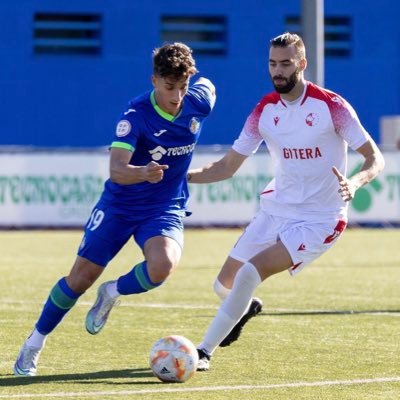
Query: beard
xmin=271 ymin=69 xmax=300 ymax=94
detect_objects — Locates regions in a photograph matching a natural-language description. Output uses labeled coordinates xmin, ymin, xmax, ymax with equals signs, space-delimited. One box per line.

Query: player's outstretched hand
xmin=332 ymin=166 xmax=357 ymax=202
xmin=145 ymin=161 xmax=169 ymax=183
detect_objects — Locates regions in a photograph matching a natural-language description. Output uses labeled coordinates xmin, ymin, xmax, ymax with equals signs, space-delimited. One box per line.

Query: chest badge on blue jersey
xmin=189 ymin=117 xmax=200 ymax=134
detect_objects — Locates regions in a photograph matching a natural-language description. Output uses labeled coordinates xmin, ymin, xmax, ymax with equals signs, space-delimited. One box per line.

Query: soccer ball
xmin=149 ymin=335 xmax=199 ymax=383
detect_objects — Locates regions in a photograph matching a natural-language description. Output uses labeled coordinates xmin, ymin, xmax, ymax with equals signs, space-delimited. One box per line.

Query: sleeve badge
xmin=116 ymin=120 xmax=132 ymax=137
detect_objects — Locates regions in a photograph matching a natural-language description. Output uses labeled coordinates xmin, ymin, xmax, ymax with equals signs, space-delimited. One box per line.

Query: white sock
xmin=213 ymin=278 xmax=231 ymax=300
xmin=199 ymin=262 xmax=261 ymax=354
xmin=106 ymin=281 xmax=120 ymax=299
xmin=213 ymin=277 xmax=252 ymax=316
xmin=26 ymin=328 xmax=47 ymax=349
xmin=214 ymin=277 xmax=252 ymax=314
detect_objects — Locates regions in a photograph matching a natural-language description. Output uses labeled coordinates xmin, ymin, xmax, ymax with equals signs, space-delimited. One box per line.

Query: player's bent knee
xmin=147 ymin=260 xmax=176 ymax=283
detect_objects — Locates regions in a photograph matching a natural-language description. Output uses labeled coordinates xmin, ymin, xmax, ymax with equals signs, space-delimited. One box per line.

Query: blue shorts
xmin=77 ymin=204 xmax=185 ymax=267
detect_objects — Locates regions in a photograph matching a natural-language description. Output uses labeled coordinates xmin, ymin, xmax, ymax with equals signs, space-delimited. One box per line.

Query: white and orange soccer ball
xmin=149 ymin=335 xmax=199 ymax=383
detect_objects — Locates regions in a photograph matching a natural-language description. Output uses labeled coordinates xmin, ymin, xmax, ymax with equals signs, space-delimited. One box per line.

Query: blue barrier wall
xmin=0 ymin=0 xmax=399 ymax=147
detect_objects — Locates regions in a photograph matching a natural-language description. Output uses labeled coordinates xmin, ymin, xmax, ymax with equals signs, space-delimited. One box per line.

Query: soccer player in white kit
xmin=187 ymin=32 xmax=385 ymax=371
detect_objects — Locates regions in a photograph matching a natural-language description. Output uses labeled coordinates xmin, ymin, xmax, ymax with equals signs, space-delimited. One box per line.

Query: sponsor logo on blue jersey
xmin=148 ymin=143 xmax=196 ymax=161
xmin=154 ymin=129 xmax=167 ymax=137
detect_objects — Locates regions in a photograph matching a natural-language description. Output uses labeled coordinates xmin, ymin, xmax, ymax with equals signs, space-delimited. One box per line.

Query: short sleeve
xmin=329 ymin=95 xmax=370 ymax=151
xmin=232 ymin=103 xmax=264 ymax=156
xmin=189 ymin=78 xmax=216 ymax=114
xmin=110 ymin=109 xmax=141 ymax=152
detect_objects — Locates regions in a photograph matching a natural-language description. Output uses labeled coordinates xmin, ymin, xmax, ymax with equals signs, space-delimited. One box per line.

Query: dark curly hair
xmin=152 ymin=42 xmax=198 ymax=81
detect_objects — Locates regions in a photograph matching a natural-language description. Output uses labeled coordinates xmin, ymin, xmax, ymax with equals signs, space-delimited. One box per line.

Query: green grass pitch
xmin=0 ymin=228 xmax=399 ymax=399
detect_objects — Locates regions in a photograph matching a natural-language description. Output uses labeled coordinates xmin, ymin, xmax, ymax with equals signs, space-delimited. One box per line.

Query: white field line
xmin=0 ymin=376 xmax=400 ymax=398
xmin=2 ymin=299 xmax=400 ymax=316
xmin=2 ymin=300 xmax=216 ymax=310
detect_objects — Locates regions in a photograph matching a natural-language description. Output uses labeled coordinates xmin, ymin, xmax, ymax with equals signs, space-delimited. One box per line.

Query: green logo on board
xmin=350 ymin=164 xmax=383 ymax=212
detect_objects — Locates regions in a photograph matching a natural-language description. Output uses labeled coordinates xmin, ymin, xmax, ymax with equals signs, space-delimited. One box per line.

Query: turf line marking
xmin=1 ymin=376 xmax=400 ymax=398
xmin=3 ymin=300 xmax=400 ymax=316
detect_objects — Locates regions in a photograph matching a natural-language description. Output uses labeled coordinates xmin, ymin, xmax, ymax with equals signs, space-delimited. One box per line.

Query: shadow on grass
xmin=262 ymin=309 xmax=400 ymax=316
xmin=0 ymin=367 xmax=158 ymax=387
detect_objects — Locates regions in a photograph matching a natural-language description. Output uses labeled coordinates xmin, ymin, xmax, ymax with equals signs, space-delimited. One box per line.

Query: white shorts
xmin=229 ymin=210 xmax=347 ymax=276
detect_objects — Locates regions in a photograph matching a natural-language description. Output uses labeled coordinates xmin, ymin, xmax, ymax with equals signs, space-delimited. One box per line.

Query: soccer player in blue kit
xmin=14 ymin=42 xmax=216 ymax=376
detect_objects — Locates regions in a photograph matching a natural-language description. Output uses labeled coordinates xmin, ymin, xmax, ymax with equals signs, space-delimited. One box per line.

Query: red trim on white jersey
xmin=303 ymin=83 xmax=349 ymax=134
xmin=244 ymin=92 xmax=281 ymax=139
xmin=232 ymin=81 xmax=370 ymax=222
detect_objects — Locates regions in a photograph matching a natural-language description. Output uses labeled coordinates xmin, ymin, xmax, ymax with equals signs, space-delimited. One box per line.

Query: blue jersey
xmin=100 ymin=78 xmax=215 ymax=215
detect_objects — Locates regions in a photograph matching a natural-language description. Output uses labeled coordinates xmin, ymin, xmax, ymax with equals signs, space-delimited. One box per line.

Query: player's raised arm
xmin=109 ymin=147 xmax=168 ymax=185
xmin=187 ymin=149 xmax=248 ymax=184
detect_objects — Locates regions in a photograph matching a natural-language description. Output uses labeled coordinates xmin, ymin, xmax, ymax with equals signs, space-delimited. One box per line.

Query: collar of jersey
xmin=279 ymin=81 xmax=308 ymax=108
xmin=150 ymin=91 xmax=182 ymax=122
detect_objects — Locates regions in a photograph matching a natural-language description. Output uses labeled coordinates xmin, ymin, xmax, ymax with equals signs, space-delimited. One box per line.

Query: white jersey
xmin=232 ymin=82 xmax=370 ymax=221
